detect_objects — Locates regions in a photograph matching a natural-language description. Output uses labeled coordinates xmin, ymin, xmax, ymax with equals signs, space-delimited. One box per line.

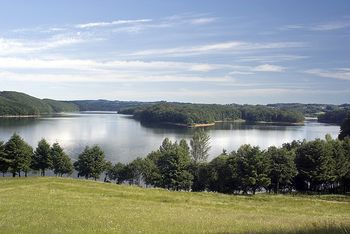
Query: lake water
xmin=0 ymin=112 xmax=340 ymax=164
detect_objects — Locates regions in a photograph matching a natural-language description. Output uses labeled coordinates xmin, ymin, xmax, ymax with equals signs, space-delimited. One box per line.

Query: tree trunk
xmin=275 ymin=180 xmax=280 ymax=194
xmin=25 ymin=171 xmax=27 ymax=177
xmin=12 ymin=172 xmax=16 ymax=177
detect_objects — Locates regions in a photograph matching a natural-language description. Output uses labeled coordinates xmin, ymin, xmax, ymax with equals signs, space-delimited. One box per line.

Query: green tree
xmin=141 ymin=151 xmax=162 ymax=187
xmin=4 ymin=133 xmax=33 ymax=177
xmin=295 ymin=139 xmax=335 ymax=192
xmin=189 ymin=162 xmax=209 ymax=192
xmin=0 ymin=141 xmax=9 ymax=176
xmin=126 ymin=157 xmax=145 ymax=185
xmin=103 ymin=161 xmax=113 ymax=182
xmin=51 ymin=143 xmax=73 ymax=176
xmin=32 ymin=139 xmax=52 ymax=176
xmin=157 ymin=139 xmax=193 ymax=190
xmin=207 ymin=153 xmax=234 ymax=193
xmin=342 ymin=137 xmax=350 ymax=192
xmin=107 ymin=162 xmax=128 ymax=184
xmin=74 ymin=145 xmax=106 ymax=180
xmin=235 ymin=145 xmax=270 ymax=194
xmin=339 ymin=115 xmax=350 ymax=140
xmin=266 ymin=146 xmax=297 ymax=193
xmin=190 ymin=129 xmax=211 ymax=163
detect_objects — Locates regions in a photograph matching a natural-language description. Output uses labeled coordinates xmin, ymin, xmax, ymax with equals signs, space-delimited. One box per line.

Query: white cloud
xmin=126 ymin=41 xmax=304 ymax=57
xmin=311 ymin=21 xmax=350 ymax=31
xmin=305 ymin=68 xmax=350 ymax=81
xmin=229 ymin=71 xmax=255 ymax=75
xmin=0 ymin=36 xmax=85 ymax=55
xmin=281 ymin=20 xmax=350 ymax=31
xmin=253 ymin=64 xmax=285 ymax=72
xmin=75 ymin=19 xmax=152 ymax=29
xmin=238 ymin=54 xmax=308 ymax=63
xmin=0 ymin=57 xmax=226 ymax=73
xmin=190 ymin=17 xmax=216 ymax=25
xmin=0 ymin=70 xmax=231 ymax=83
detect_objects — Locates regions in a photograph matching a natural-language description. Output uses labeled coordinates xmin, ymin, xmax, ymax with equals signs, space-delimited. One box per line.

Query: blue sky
xmin=0 ymin=0 xmax=349 ymax=104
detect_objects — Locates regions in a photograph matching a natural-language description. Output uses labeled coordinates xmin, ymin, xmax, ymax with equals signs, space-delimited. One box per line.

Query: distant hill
xmin=42 ymin=99 xmax=79 ymax=113
xmin=69 ymin=100 xmax=150 ymax=112
xmin=0 ymin=91 xmax=149 ymax=116
xmin=119 ymin=102 xmax=305 ymax=125
xmin=0 ymin=91 xmax=349 ymax=124
xmin=0 ymin=91 xmax=78 ymax=116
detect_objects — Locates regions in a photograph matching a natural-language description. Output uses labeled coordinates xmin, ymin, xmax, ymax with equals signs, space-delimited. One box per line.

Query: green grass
xmin=0 ymin=177 xmax=349 ymax=233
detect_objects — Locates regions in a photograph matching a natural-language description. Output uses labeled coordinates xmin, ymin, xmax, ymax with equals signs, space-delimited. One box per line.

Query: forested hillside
xmin=120 ymin=102 xmax=305 ymax=125
xmin=318 ymin=108 xmax=350 ymax=124
xmin=69 ymin=100 xmax=148 ymax=112
xmin=1 ymin=91 xmax=348 ymax=125
xmin=42 ymin=99 xmax=79 ymax=112
xmin=0 ymin=91 xmax=78 ymax=116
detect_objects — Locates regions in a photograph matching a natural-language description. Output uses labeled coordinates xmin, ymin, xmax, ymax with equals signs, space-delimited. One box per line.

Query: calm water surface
xmin=0 ymin=112 xmax=340 ymax=163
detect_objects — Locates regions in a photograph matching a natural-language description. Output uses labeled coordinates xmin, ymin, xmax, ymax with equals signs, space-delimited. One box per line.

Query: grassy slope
xmin=0 ymin=177 xmax=349 ymax=234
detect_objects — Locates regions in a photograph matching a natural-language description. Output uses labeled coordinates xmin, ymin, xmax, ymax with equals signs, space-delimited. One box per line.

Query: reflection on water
xmin=0 ymin=113 xmax=340 ymax=163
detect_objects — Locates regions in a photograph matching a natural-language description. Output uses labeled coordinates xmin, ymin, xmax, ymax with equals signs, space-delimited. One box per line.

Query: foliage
xmin=295 ymin=139 xmax=335 ymax=191
xmin=234 ymin=145 xmax=271 ymax=194
xmin=4 ymin=133 xmax=33 ymax=177
xmin=42 ymin=99 xmax=79 ymax=112
xmin=122 ymin=102 xmax=304 ymax=125
xmin=0 ymin=91 xmax=79 ymax=116
xmin=74 ymin=145 xmax=107 ymax=180
xmin=32 ymin=138 xmax=52 ymax=176
xmin=319 ymin=109 xmax=350 ymax=124
xmin=0 ymin=141 xmax=8 ymax=176
xmin=107 ymin=162 xmax=129 ymax=184
xmin=267 ymin=103 xmax=339 ymax=117
xmin=339 ymin=115 xmax=350 ymax=140
xmin=190 ymin=129 xmax=211 ymax=163
xmin=70 ymin=100 xmax=148 ymax=111
xmin=51 ymin=143 xmax=73 ymax=176
xmin=266 ymin=146 xmax=297 ymax=193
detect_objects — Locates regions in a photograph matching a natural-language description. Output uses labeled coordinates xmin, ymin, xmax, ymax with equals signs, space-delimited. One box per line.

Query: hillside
xmin=0 ymin=177 xmax=349 ymax=233
xmin=0 ymin=91 xmax=79 ymax=116
xmin=120 ymin=102 xmax=305 ymax=125
xmin=42 ymin=99 xmax=79 ymax=112
xmin=69 ymin=99 xmax=148 ymax=112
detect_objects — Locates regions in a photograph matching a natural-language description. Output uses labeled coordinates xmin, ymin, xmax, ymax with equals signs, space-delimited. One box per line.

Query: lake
xmin=0 ymin=112 xmax=340 ymax=164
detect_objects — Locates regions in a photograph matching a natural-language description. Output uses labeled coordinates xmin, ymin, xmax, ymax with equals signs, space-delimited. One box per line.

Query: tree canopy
xmin=74 ymin=145 xmax=107 ymax=180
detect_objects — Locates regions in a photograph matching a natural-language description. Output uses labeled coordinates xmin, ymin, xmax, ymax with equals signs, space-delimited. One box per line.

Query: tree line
xmin=104 ymin=132 xmax=350 ymax=194
xmin=120 ymin=102 xmax=305 ymax=126
xmin=1 ymin=116 xmax=350 ymax=194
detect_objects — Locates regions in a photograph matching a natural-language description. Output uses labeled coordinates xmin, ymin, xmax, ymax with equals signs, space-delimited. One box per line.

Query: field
xmin=0 ymin=177 xmax=349 ymax=233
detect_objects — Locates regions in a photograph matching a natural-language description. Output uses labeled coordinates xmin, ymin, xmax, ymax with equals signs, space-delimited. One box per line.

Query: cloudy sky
xmin=0 ymin=0 xmax=349 ymax=104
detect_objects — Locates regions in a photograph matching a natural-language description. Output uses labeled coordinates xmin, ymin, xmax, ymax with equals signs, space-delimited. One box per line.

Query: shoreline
xmin=157 ymin=118 xmax=304 ymax=128
xmin=0 ymin=115 xmax=41 ymax=118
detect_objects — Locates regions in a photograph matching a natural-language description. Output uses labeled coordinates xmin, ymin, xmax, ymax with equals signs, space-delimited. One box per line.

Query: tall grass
xmin=0 ymin=177 xmax=349 ymax=233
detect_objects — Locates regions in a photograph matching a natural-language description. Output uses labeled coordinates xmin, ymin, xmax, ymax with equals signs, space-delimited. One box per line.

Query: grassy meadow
xmin=0 ymin=177 xmax=349 ymax=234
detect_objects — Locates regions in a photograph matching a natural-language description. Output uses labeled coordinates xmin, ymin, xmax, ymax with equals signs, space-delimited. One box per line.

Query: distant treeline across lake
xmin=1 ymin=91 xmax=350 ymax=125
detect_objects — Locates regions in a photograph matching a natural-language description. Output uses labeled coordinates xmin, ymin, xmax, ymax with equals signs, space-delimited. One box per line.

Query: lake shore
xmin=0 ymin=115 xmax=41 ymax=118
xmin=160 ymin=118 xmax=303 ymax=128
